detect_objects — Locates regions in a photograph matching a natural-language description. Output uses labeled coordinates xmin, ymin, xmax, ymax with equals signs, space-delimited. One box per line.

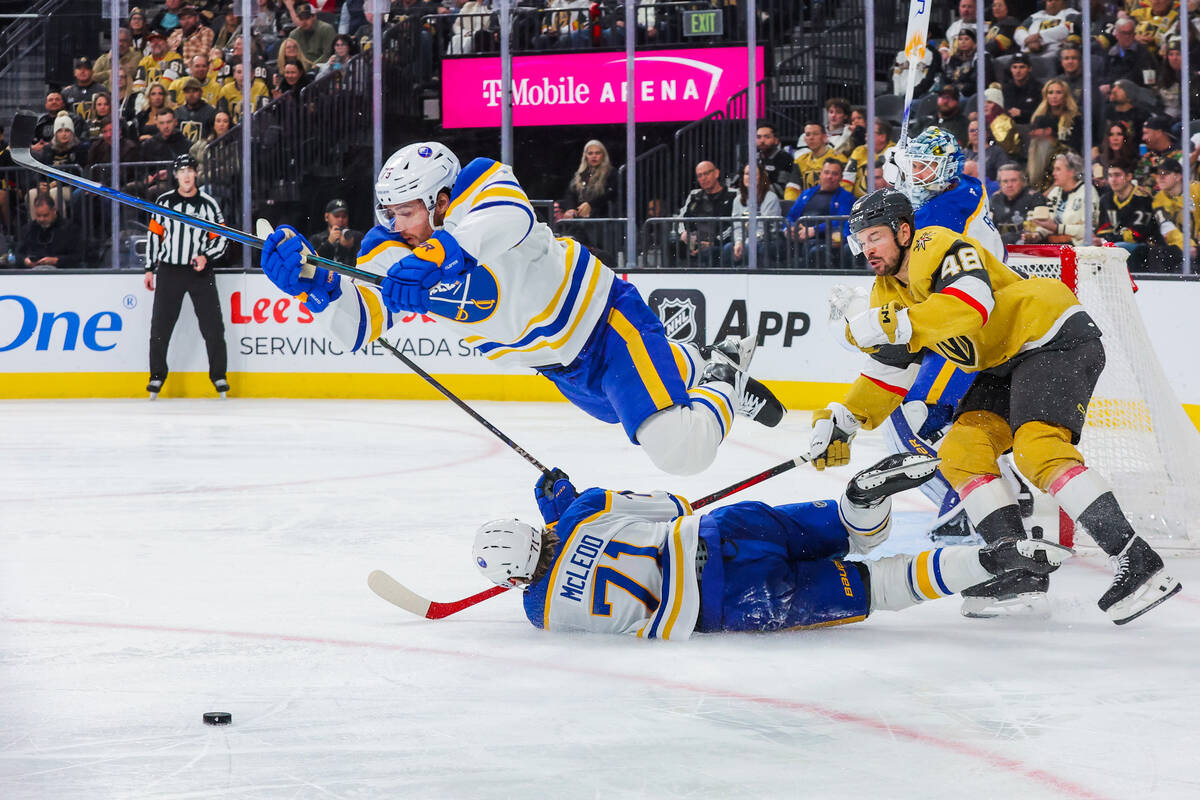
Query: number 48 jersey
xmin=522 ymin=488 xmax=701 ymax=641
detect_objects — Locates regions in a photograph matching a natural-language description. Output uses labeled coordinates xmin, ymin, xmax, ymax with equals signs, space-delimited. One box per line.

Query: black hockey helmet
xmin=847 ymin=189 xmax=914 ymax=255
xmin=173 ymin=153 xmax=199 ymax=172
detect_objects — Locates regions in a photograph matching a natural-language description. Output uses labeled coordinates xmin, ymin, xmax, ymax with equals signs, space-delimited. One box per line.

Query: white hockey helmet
xmin=894 ymin=126 xmax=965 ymax=207
xmin=374 ymin=142 xmax=461 ymax=226
xmin=472 ymin=519 xmax=542 ymax=589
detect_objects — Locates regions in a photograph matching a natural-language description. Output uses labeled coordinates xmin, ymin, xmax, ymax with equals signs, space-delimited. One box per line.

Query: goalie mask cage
xmin=1008 ymin=245 xmax=1200 ymax=553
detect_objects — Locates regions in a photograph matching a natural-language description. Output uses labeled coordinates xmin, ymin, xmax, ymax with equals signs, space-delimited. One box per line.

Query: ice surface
xmin=1 ymin=399 xmax=1197 ymax=799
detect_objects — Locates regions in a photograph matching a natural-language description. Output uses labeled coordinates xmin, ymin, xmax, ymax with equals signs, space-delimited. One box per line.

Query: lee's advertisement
xmin=1 ymin=272 xmax=1199 ymax=411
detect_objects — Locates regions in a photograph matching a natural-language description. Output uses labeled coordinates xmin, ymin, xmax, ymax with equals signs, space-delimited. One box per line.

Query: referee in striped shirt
xmin=144 ymin=154 xmax=230 ymax=399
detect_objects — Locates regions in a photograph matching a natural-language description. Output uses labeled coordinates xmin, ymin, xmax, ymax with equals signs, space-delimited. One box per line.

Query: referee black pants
xmin=148 ymin=266 xmax=228 ymax=384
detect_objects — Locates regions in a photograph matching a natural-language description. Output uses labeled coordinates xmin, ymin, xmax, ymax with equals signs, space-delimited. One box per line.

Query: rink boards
xmin=2 ymin=270 xmax=1199 ymax=419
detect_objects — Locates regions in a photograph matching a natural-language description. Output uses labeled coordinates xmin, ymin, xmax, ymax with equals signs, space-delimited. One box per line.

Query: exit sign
xmin=683 ymin=9 xmax=723 ymax=37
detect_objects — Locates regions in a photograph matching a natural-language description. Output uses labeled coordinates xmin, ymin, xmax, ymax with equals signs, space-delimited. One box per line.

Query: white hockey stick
xmin=897 ymin=0 xmax=933 ymax=150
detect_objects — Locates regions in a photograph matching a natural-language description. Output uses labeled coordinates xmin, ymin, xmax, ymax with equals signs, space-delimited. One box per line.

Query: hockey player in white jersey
xmin=260 ymin=143 xmax=784 ymax=475
xmin=471 ymin=453 xmax=1072 ymax=640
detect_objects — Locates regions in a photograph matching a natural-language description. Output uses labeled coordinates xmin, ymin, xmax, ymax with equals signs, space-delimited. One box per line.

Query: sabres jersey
xmin=844 ymin=226 xmax=1084 ymax=428
xmin=319 ymin=157 xmax=616 ymax=368
xmin=915 ymin=174 xmax=1006 ymax=262
xmin=522 ymin=488 xmax=700 ymax=641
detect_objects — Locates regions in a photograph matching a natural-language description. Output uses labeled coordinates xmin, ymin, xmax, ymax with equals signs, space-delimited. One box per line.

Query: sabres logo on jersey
xmin=913 ymin=230 xmax=934 ymax=251
xmin=428 ymin=264 xmax=500 ymax=324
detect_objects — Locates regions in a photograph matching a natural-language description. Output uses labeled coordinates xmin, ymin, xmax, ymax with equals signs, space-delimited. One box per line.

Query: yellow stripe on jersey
xmin=964 ymin=194 xmax=985 ymax=232
xmin=689 ymin=386 xmax=733 ymax=434
xmin=670 ymin=342 xmax=690 ymax=383
xmin=474 ymin=186 xmax=530 ymax=204
xmin=608 ymin=308 xmax=674 ymax=409
xmin=544 ymin=492 xmax=613 ymax=630
xmin=483 ymin=256 xmax=604 ymax=360
xmin=913 ymin=550 xmax=940 ymax=600
xmin=506 ymin=239 xmax=578 ymax=344
xmin=660 ymin=519 xmax=688 ymax=639
xmin=785 ymin=614 xmax=868 ymax=631
xmin=925 ymin=360 xmax=958 ymax=405
xmin=356 ymin=285 xmax=385 ymax=342
xmin=446 ymin=163 xmax=503 ymax=217
xmin=357 ymin=238 xmax=411 ymax=266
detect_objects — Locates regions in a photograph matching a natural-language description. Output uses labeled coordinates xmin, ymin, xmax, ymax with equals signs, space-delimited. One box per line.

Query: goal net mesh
xmin=1009 ymin=245 xmax=1200 ymax=551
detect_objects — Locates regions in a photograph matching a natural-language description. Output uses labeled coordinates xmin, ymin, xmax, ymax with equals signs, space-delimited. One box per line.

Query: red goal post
xmin=1007 ymin=245 xmax=1200 ymax=553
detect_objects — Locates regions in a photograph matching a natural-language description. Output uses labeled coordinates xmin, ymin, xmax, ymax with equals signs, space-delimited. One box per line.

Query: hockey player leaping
xmin=259 ymin=143 xmax=783 ymax=475
xmin=808 ymin=189 xmax=1181 ymax=625
xmin=469 ymin=453 xmax=1072 ymax=640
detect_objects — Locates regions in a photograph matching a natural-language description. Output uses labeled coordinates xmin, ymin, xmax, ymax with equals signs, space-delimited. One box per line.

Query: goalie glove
xmin=810 ymin=402 xmax=861 ymax=470
xmin=846 ymin=301 xmax=912 ymax=349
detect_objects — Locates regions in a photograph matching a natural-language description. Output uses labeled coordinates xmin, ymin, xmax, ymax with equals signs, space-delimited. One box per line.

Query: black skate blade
xmin=1112 ymin=581 xmax=1182 ymax=626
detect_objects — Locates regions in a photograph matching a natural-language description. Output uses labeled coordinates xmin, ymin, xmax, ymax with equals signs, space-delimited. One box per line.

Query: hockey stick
xmin=896 ymin=0 xmax=933 ymax=150
xmin=7 ymin=111 xmax=383 ymax=285
xmin=368 ymin=452 xmax=811 ymax=619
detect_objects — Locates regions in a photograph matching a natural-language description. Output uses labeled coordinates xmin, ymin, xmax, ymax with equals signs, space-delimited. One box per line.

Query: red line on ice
xmin=3 ymin=615 xmax=1111 ymax=800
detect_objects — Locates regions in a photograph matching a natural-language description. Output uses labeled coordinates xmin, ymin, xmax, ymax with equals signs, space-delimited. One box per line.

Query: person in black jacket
xmin=310 ymin=198 xmax=362 ymax=266
xmin=755 ymin=123 xmax=796 ymax=199
xmin=667 ymin=160 xmax=736 ymax=267
xmin=15 ymin=195 xmax=84 ymax=268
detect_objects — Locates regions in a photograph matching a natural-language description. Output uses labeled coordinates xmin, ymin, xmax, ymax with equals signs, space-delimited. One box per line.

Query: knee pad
xmin=636 ymin=405 xmax=720 ymax=476
xmin=938 ymin=411 xmax=1013 ymax=489
xmin=1012 ymin=421 xmax=1083 ymax=492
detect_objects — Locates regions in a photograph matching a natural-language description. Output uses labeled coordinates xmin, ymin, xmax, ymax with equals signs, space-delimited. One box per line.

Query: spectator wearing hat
xmin=174 ymin=77 xmax=218 ymax=141
xmin=939 ymin=0 xmax=979 ymax=61
xmin=916 ymin=86 xmax=969 ymax=147
xmin=1136 ymin=115 xmax=1182 ymax=185
xmin=310 ymin=199 xmax=363 ymax=266
xmin=137 ymin=30 xmax=184 ymax=89
xmin=1148 ymin=157 xmax=1200 ymax=271
xmin=1103 ymin=17 xmax=1159 ymax=90
xmin=26 ymin=113 xmax=87 ymax=213
xmin=14 ymin=195 xmax=83 ymax=269
xmin=964 ymin=118 xmax=1008 ymax=184
xmin=939 ymin=25 xmax=985 ymax=98
xmin=983 ymin=86 xmax=1022 ymax=158
xmin=62 ymin=57 xmax=109 ymax=108
xmin=93 ymin=28 xmax=142 ymax=98
xmin=286 ymin=2 xmax=337 ymax=64
xmin=1154 ymin=37 xmax=1191 ymax=119
xmin=1131 ymin=0 xmax=1180 ymax=60
xmin=86 ymin=116 xmax=139 ymax=170
xmin=1001 ymin=52 xmax=1043 ymax=122
xmin=1104 ymin=78 xmax=1153 ymax=143
xmin=168 ymin=6 xmax=216 ymax=64
xmin=991 ymin=162 xmax=1047 ymax=245
xmin=128 ymin=7 xmax=152 ymax=53
xmin=214 ymin=4 xmax=244 ymax=51
xmin=171 ymin=54 xmax=222 ymax=106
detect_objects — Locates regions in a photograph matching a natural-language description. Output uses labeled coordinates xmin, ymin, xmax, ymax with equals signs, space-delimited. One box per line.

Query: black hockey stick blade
xmin=8 ymin=111 xmax=382 ymax=285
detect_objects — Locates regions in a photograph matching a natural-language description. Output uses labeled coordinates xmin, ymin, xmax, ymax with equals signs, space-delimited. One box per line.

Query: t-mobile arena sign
xmin=441 ymin=47 xmax=764 ymax=128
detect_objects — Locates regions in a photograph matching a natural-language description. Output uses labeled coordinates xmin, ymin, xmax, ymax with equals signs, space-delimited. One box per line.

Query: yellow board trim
xmin=608 ymin=308 xmax=673 ymax=409
xmin=3 ymin=374 xmax=1199 ymax=434
xmin=914 ymin=550 xmax=939 ymax=599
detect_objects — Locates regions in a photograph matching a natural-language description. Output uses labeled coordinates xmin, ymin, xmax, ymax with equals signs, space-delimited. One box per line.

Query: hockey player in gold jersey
xmin=808 ymin=189 xmax=1181 ymax=624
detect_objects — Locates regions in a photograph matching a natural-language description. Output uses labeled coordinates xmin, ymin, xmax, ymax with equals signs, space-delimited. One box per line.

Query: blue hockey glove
xmin=380 ymin=251 xmax=443 ymax=314
xmin=260 ymin=225 xmax=342 ymax=311
xmin=534 ymin=468 xmax=577 ymax=525
xmin=412 ymin=231 xmax=474 ymax=278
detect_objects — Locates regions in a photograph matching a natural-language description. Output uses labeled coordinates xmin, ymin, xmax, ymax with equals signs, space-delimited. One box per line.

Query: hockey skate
xmin=845 ymin=453 xmax=941 ymax=507
xmin=1098 ymin=537 xmax=1181 ymax=625
xmin=977 ymin=536 xmax=1073 ymax=576
xmin=960 ymin=569 xmax=1051 ymax=618
xmin=700 ymin=335 xmax=784 ymax=427
xmin=213 ymin=379 xmax=230 ymax=399
xmin=147 ymin=380 xmax=163 ymax=401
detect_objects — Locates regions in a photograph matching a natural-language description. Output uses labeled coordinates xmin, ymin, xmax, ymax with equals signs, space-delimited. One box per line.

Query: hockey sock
xmin=687 ymin=382 xmax=735 ymax=442
xmin=958 ymin=474 xmax=1024 ymax=544
xmin=866 ymin=548 xmax=992 ymax=612
xmin=671 ymin=340 xmax=704 ymax=389
xmin=839 ymin=494 xmax=891 ymax=555
xmin=1049 ymin=466 xmax=1135 ymax=556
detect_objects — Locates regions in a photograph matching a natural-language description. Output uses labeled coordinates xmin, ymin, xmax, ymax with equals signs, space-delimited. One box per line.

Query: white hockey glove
xmin=846 ymin=301 xmax=912 ymax=349
xmin=810 ymin=402 xmax=861 ymax=470
xmin=827 ymin=284 xmax=871 ymax=353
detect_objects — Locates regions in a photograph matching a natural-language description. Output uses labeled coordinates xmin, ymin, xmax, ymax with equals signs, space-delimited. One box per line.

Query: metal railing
xmin=635 ymin=214 xmax=856 ymax=270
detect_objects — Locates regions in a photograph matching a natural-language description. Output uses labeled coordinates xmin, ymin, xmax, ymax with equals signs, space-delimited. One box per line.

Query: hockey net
xmin=1008 ymin=245 xmax=1200 ymax=552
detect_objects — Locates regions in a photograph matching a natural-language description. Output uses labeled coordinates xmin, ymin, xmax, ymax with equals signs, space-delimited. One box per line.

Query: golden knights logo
xmin=648 ymin=289 xmax=705 ymax=347
xmin=935 ymin=335 xmax=977 ymax=367
xmin=913 ymin=230 xmax=934 ymax=251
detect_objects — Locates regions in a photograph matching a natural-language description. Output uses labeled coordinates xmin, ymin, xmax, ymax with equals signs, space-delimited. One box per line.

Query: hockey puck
xmin=203 ymin=712 xmax=232 ymax=726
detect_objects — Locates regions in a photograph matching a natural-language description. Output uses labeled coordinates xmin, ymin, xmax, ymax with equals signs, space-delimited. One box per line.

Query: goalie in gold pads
xmin=808 ymin=189 xmax=1180 ymax=625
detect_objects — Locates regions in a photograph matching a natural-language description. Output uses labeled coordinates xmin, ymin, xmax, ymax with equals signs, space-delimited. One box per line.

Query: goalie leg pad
xmin=1012 ymin=420 xmax=1085 ymax=493
xmin=938 ymin=410 xmax=1013 ymax=489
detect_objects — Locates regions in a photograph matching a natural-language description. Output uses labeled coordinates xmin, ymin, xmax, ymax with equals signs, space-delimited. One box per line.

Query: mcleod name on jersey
xmin=845 ymin=226 xmax=1089 ymax=427
xmin=318 ymin=157 xmax=614 ymax=368
xmin=522 ymin=489 xmax=700 ymax=641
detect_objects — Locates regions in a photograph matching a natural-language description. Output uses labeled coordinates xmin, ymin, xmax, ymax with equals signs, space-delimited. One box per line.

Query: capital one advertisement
xmin=440 ymin=47 xmax=764 ymax=128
